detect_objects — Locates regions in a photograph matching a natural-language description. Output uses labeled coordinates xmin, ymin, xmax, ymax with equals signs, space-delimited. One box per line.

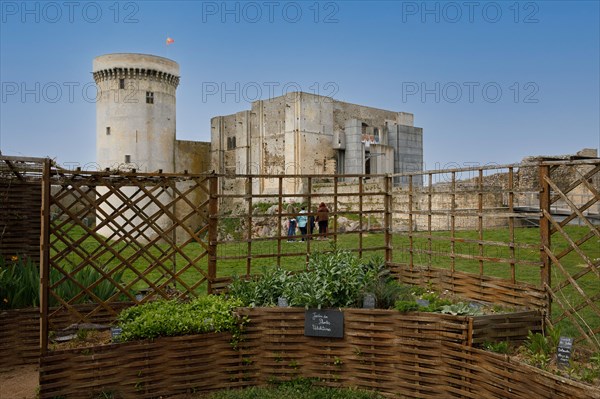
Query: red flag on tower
xmin=166 ymin=37 xmax=174 ymax=45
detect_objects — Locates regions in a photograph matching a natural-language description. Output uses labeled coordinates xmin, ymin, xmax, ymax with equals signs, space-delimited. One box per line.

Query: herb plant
xmin=117 ymin=295 xmax=244 ymax=342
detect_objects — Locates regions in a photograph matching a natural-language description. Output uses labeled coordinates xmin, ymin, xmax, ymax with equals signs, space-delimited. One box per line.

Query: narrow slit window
xmin=119 ymin=79 xmax=125 ymax=89
xmin=106 ymin=127 xmax=111 ymax=135
xmin=226 ymin=136 xmax=237 ymax=150
xmin=146 ymin=91 xmax=154 ymax=104
xmin=124 ymin=154 xmax=131 ymax=163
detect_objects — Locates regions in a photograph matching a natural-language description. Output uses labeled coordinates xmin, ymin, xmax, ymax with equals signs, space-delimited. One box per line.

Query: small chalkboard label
xmin=557 ymin=336 xmax=574 ymax=367
xmin=416 ymin=299 xmax=430 ymax=307
xmin=277 ymin=297 xmax=289 ymax=307
xmin=304 ymin=309 xmax=344 ymax=338
xmin=111 ymin=327 xmax=123 ymax=342
xmin=363 ymin=293 xmax=376 ymax=309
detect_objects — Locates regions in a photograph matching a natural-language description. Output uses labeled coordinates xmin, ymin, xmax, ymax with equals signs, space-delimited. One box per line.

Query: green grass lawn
xmin=50 ymin=224 xmax=598 ymax=293
xmin=50 ymin=223 xmax=599 ymax=345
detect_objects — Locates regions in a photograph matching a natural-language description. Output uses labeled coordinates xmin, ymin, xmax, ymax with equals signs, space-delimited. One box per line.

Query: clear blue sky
xmin=1 ymin=0 xmax=599 ymax=170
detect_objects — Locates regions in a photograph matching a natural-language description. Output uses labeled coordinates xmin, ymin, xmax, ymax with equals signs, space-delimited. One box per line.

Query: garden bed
xmin=35 ymin=307 xmax=574 ymax=399
xmin=0 ymin=302 xmax=133 ymax=365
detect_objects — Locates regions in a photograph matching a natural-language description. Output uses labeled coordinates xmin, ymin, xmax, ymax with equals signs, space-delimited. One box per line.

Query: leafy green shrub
xmin=52 ymin=265 xmax=126 ymax=305
xmin=483 ymin=340 xmax=510 ymax=354
xmin=283 ymin=248 xmax=368 ymax=308
xmin=394 ymin=301 xmax=419 ymax=313
xmin=521 ymin=329 xmax=559 ymax=370
xmin=228 ymin=267 xmax=291 ymax=307
xmin=0 ymin=255 xmax=125 ymax=310
xmin=227 ymin=248 xmax=378 ymax=309
xmin=393 ymin=288 xmax=459 ymax=314
xmin=524 ymin=330 xmax=555 ymax=357
xmin=439 ymin=302 xmax=483 ymax=316
xmin=117 ymin=295 xmax=244 ymax=342
xmin=0 ymin=256 xmax=39 ymax=309
xmin=361 ymin=255 xmax=414 ymax=309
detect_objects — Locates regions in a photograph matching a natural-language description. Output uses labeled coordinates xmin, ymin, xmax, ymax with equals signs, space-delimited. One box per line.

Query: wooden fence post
xmin=40 ymin=158 xmax=51 ymax=355
xmin=207 ymin=173 xmax=218 ymax=294
xmin=385 ymin=175 xmax=392 ymax=265
xmin=539 ymin=163 xmax=552 ymax=316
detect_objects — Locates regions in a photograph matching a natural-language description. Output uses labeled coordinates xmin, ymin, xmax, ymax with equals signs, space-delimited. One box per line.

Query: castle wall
xmin=210 ymin=92 xmax=424 ymax=197
xmin=172 ymin=140 xmax=211 ymax=243
xmin=252 ymin=97 xmax=286 ymax=194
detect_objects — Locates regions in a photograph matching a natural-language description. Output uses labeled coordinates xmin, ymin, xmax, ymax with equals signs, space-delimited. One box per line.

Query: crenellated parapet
xmin=93 ymin=67 xmax=179 ymax=87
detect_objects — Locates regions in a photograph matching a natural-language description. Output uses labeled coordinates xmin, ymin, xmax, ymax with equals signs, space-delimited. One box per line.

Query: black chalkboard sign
xmin=111 ymin=327 xmax=123 ymax=343
xmin=304 ymin=309 xmax=344 ymax=338
xmin=363 ymin=294 xmax=376 ymax=309
xmin=557 ymin=336 xmax=574 ymax=367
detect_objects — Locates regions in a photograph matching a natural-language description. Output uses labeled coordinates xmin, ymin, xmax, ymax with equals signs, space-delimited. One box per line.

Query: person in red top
xmin=315 ymin=202 xmax=330 ymax=239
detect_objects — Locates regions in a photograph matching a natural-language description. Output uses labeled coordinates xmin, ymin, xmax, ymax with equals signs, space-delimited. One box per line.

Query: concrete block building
xmin=210 ymin=92 xmax=423 ymax=195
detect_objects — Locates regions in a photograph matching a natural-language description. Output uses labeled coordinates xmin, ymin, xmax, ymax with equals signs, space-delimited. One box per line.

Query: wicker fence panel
xmin=0 ymin=157 xmax=46 ymax=264
xmin=239 ymin=308 xmax=470 ymax=398
xmin=443 ymin=342 xmax=599 ymax=399
xmin=470 ymin=310 xmax=542 ymax=345
xmin=38 ymin=308 xmax=594 ymax=399
xmin=39 ymin=332 xmax=248 ymax=399
xmin=1 ymin=303 xmax=132 ymax=366
xmin=0 ymin=181 xmax=41 ymax=264
xmin=390 ymin=264 xmax=548 ymax=311
xmin=0 ymin=308 xmax=40 ymax=365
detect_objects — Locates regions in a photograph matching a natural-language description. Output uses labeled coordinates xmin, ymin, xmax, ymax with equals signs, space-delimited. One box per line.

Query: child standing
xmin=287 ymin=216 xmax=297 ymax=242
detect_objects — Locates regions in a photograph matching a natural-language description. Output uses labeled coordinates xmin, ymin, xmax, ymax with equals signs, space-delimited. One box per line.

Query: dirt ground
xmin=0 ymin=365 xmax=38 ymax=399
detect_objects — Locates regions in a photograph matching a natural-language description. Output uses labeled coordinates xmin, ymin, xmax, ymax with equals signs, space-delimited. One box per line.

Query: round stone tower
xmin=93 ymin=53 xmax=180 ymax=172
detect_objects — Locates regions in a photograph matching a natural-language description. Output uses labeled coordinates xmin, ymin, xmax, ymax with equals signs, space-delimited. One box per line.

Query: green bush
xmin=117 ymin=295 xmax=244 ymax=342
xmin=228 ymin=267 xmax=291 ymax=307
xmin=0 ymin=256 xmax=39 ymax=309
xmin=439 ymin=302 xmax=483 ymax=316
xmin=483 ymin=340 xmax=510 ymax=354
xmin=361 ymin=255 xmax=414 ymax=309
xmin=0 ymin=255 xmax=125 ymax=310
xmin=282 ymin=248 xmax=369 ymax=308
xmin=394 ymin=301 xmax=420 ymax=313
xmin=228 ymin=248 xmax=376 ymax=309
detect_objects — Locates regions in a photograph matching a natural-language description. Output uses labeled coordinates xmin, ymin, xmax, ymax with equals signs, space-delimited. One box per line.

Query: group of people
xmin=286 ymin=202 xmax=329 ymax=242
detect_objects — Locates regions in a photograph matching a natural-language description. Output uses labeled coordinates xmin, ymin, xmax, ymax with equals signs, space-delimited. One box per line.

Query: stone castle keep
xmin=93 ymin=53 xmax=424 ymax=194
xmin=94 ymin=54 xmax=210 ymax=176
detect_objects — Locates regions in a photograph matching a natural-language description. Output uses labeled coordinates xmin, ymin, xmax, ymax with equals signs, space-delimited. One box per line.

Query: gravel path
xmin=0 ymin=365 xmax=38 ymax=399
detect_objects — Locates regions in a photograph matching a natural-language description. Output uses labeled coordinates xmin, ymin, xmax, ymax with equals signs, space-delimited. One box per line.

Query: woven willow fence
xmin=0 ymin=156 xmax=45 ymax=263
xmin=38 ymin=308 xmax=596 ymax=399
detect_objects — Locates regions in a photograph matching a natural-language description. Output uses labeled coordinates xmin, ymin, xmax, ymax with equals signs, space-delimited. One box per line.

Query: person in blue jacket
xmin=297 ymin=206 xmax=308 ymax=241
